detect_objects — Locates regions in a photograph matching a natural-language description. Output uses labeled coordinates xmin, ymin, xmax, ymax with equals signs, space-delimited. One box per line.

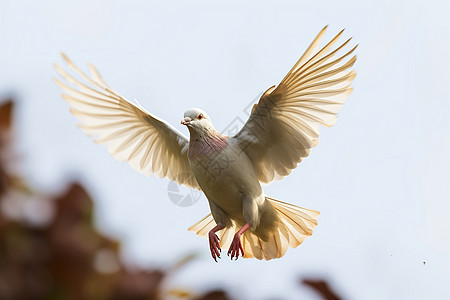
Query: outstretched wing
xmin=54 ymin=53 xmax=200 ymax=190
xmin=234 ymin=26 xmax=357 ymax=183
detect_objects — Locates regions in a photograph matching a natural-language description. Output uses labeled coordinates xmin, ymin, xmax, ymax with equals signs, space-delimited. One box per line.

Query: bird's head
xmin=181 ymin=108 xmax=216 ymax=135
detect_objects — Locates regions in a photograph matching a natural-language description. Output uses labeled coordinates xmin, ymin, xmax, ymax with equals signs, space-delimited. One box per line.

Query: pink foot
xmin=227 ymin=223 xmax=250 ymax=260
xmin=208 ymin=230 xmax=221 ymax=262
xmin=227 ymin=234 xmax=244 ymax=260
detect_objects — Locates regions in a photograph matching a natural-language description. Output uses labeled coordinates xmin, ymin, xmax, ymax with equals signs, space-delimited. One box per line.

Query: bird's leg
xmin=208 ymin=224 xmax=224 ymax=262
xmin=228 ymin=223 xmax=250 ymax=260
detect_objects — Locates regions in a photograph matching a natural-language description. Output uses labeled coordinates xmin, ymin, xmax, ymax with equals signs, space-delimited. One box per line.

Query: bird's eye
xmin=198 ymin=113 xmax=203 ymax=120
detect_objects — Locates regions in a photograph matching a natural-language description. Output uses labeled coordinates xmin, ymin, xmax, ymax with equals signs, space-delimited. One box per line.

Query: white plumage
xmin=55 ymin=26 xmax=357 ymax=261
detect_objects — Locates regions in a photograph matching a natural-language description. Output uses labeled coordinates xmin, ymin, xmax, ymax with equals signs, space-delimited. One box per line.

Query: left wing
xmin=54 ymin=53 xmax=200 ymax=190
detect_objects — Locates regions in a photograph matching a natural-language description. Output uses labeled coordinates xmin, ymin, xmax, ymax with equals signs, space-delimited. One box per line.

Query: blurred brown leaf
xmin=0 ymin=100 xmax=13 ymax=197
xmin=195 ymin=290 xmax=232 ymax=300
xmin=0 ymin=100 xmax=13 ymax=130
xmin=302 ymin=279 xmax=342 ymax=300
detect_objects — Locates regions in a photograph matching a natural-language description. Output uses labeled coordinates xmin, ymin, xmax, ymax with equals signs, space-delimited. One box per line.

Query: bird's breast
xmin=188 ymin=136 xmax=262 ymax=217
xmin=187 ymin=134 xmax=236 ymax=185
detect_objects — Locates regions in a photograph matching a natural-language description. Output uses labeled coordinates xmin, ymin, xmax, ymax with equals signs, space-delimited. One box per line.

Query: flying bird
xmin=54 ymin=26 xmax=357 ymax=261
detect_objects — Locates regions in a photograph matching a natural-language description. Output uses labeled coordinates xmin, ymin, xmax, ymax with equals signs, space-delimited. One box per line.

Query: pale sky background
xmin=1 ymin=0 xmax=450 ymax=299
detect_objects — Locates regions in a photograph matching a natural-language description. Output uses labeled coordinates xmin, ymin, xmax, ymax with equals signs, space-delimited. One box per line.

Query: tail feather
xmin=275 ymin=203 xmax=315 ymax=236
xmin=276 ymin=220 xmax=290 ymax=256
xmin=269 ymin=197 xmax=319 ymax=248
xmin=218 ymin=225 xmax=235 ymax=249
xmin=243 ymin=231 xmax=260 ymax=259
xmin=188 ymin=197 xmax=320 ymax=260
xmin=187 ymin=213 xmax=215 ymax=237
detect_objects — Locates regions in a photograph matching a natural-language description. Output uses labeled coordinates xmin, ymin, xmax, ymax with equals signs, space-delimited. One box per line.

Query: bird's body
xmin=187 ymin=124 xmax=274 ymax=237
xmin=188 ymin=134 xmax=257 ymax=227
xmin=55 ymin=26 xmax=357 ymax=260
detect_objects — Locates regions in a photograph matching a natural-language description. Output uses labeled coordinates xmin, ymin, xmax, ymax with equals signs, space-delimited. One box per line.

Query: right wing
xmin=54 ymin=53 xmax=200 ymax=190
xmin=234 ymin=26 xmax=357 ymax=183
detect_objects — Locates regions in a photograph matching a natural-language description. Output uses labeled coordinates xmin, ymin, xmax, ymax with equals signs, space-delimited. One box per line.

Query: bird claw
xmin=208 ymin=231 xmax=221 ymax=262
xmin=227 ymin=234 xmax=244 ymax=260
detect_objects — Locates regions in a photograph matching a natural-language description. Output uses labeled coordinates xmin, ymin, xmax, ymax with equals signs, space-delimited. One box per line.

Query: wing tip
xmin=88 ymin=62 xmax=100 ymax=76
xmin=61 ymin=93 xmax=72 ymax=102
xmin=68 ymin=107 xmax=77 ymax=116
xmin=336 ymin=27 xmax=345 ymax=38
xmin=52 ymin=77 xmax=61 ymax=85
xmin=53 ymin=63 xmax=64 ymax=74
xmin=60 ymin=52 xmax=72 ymax=65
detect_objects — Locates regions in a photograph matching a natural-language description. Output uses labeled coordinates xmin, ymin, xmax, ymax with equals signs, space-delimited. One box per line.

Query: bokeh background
xmin=1 ymin=0 xmax=450 ymax=299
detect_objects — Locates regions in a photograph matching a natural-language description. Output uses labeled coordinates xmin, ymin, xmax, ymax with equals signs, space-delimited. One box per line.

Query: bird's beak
xmin=181 ymin=117 xmax=192 ymax=126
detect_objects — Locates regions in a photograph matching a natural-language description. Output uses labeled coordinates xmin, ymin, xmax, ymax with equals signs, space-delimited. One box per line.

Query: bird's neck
xmin=188 ymin=129 xmax=229 ymax=159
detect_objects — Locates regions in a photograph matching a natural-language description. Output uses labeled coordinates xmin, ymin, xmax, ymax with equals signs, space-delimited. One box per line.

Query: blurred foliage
xmin=0 ymin=99 xmax=344 ymax=299
xmin=302 ymin=279 xmax=342 ymax=300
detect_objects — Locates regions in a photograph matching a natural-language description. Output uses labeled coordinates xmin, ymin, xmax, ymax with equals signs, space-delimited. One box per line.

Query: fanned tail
xmin=188 ymin=197 xmax=319 ymax=260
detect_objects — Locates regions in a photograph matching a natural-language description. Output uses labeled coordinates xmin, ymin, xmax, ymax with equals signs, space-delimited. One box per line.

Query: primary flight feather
xmin=55 ymin=26 xmax=357 ymax=261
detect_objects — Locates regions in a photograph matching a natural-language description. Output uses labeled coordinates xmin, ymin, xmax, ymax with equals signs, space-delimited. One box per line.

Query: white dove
xmin=54 ymin=26 xmax=357 ymax=261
